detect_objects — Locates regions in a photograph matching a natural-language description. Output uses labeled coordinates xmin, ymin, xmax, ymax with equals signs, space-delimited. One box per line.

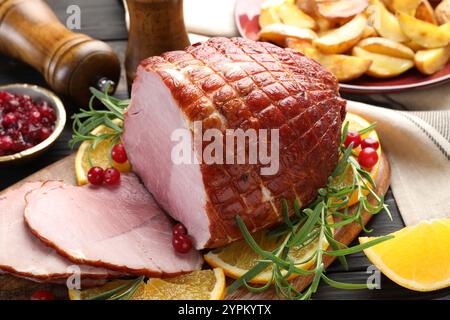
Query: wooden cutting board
xmin=0 ymin=153 xmax=390 ymax=300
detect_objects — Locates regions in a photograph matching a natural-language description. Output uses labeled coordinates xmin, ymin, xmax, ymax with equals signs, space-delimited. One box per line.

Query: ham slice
xmin=0 ymin=182 xmax=115 ymax=281
xmin=122 ymin=37 xmax=346 ymax=249
xmin=24 ymin=174 xmax=203 ymax=277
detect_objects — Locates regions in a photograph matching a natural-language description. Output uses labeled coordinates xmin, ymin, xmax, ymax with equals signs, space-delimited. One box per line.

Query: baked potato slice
xmin=404 ymin=40 xmax=425 ymax=51
xmin=259 ymin=6 xmax=281 ymax=28
xmin=362 ymin=25 xmax=378 ymax=38
xmin=316 ymin=0 xmax=368 ymax=20
xmin=415 ymin=46 xmax=450 ymax=74
xmin=277 ymin=1 xmax=317 ymax=30
xmin=258 ymin=23 xmax=317 ymax=46
xmin=313 ymin=14 xmax=367 ymax=54
xmin=304 ymin=47 xmax=372 ymax=81
xmin=357 ymin=37 xmax=415 ymax=59
xmin=352 ymin=46 xmax=414 ymax=78
xmin=285 ymin=37 xmax=315 ymax=53
xmin=415 ymin=0 xmax=437 ymax=25
xmin=398 ymin=12 xmax=450 ymax=48
xmin=391 ymin=0 xmax=421 ymax=15
xmin=368 ymin=0 xmax=409 ymax=42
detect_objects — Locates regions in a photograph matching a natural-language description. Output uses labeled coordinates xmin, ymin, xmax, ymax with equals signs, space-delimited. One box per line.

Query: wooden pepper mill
xmin=0 ymin=0 xmax=121 ymax=106
xmin=125 ymin=0 xmax=190 ymax=87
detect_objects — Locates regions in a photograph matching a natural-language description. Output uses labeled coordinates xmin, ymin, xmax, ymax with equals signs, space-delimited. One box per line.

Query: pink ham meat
xmin=24 ymin=174 xmax=203 ymax=277
xmin=0 ymin=182 xmax=114 ymax=281
xmin=122 ymin=37 xmax=346 ymax=249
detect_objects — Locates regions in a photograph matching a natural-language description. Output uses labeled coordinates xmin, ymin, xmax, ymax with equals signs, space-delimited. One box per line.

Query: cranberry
xmin=87 ymin=167 xmax=104 ymax=185
xmin=39 ymin=127 xmax=52 ymax=141
xmin=2 ymin=113 xmax=17 ymax=127
xmin=31 ymin=290 xmax=55 ymax=300
xmin=30 ymin=110 xmax=41 ymax=123
xmin=0 ymin=136 xmax=13 ymax=150
xmin=358 ymin=147 xmax=379 ymax=170
xmin=361 ymin=137 xmax=380 ymax=151
xmin=173 ymin=223 xmax=188 ymax=237
xmin=343 ymin=131 xmax=361 ymax=149
xmin=111 ymin=143 xmax=128 ymax=163
xmin=39 ymin=103 xmax=56 ymax=121
xmin=172 ymin=234 xmax=193 ymax=253
xmin=104 ymin=167 xmax=120 ymax=185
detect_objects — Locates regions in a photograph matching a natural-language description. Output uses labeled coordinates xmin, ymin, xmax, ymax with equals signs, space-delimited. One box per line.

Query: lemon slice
xmin=360 ymin=218 xmax=450 ymax=292
xmin=205 ymin=218 xmax=332 ymax=284
xmin=330 ymin=112 xmax=382 ymax=207
xmin=74 ymin=119 xmax=131 ymax=185
xmin=132 ymin=269 xmax=226 ymax=300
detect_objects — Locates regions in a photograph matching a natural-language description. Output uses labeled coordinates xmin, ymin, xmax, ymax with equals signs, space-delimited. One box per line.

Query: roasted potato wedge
xmin=352 ymin=46 xmax=414 ymax=78
xmin=277 ymin=1 xmax=317 ymax=30
xmin=304 ymin=47 xmax=372 ymax=81
xmin=313 ymin=14 xmax=367 ymax=53
xmin=404 ymin=40 xmax=425 ymax=51
xmin=436 ymin=0 xmax=450 ymax=25
xmin=391 ymin=0 xmax=421 ymax=15
xmin=398 ymin=12 xmax=450 ymax=48
xmin=368 ymin=0 xmax=409 ymax=42
xmin=362 ymin=25 xmax=378 ymax=38
xmin=415 ymin=46 xmax=450 ymax=74
xmin=258 ymin=23 xmax=317 ymax=46
xmin=415 ymin=0 xmax=437 ymax=25
xmin=357 ymin=37 xmax=415 ymax=59
xmin=316 ymin=0 xmax=368 ymax=20
xmin=285 ymin=37 xmax=315 ymax=53
xmin=259 ymin=6 xmax=281 ymax=28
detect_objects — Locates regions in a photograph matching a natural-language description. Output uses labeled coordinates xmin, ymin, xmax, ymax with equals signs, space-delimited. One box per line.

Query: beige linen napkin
xmin=347 ymin=101 xmax=450 ymax=225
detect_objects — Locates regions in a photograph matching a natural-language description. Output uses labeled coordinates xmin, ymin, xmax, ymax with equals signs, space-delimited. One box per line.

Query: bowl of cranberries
xmin=0 ymin=84 xmax=66 ymax=166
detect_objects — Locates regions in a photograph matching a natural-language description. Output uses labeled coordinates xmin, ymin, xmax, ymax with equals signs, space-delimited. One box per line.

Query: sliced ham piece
xmin=122 ymin=37 xmax=346 ymax=249
xmin=24 ymin=174 xmax=203 ymax=277
xmin=0 ymin=182 xmax=115 ymax=281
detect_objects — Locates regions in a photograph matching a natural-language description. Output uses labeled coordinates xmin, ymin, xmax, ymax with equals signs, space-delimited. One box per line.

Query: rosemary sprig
xmin=69 ymin=87 xmax=129 ymax=149
xmin=228 ymin=122 xmax=393 ymax=300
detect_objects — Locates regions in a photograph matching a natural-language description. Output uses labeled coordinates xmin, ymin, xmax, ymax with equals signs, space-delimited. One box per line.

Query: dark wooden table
xmin=0 ymin=0 xmax=449 ymax=300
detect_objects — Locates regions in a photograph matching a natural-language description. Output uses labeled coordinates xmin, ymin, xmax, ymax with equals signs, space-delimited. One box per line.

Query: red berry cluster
xmin=172 ymin=223 xmax=193 ymax=253
xmin=86 ymin=144 xmax=128 ymax=186
xmin=0 ymin=91 xmax=56 ymax=156
xmin=344 ymin=130 xmax=379 ymax=170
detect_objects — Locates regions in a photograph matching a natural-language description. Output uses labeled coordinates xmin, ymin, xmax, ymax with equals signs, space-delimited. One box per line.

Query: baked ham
xmin=123 ymin=37 xmax=346 ymax=249
xmin=0 ymin=182 xmax=114 ymax=281
xmin=24 ymin=174 xmax=203 ymax=277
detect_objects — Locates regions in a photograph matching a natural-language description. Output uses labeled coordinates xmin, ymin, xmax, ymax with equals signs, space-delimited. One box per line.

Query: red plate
xmin=235 ymin=0 xmax=450 ymax=94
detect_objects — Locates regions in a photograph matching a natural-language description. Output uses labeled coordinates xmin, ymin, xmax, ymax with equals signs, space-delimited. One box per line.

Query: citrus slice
xmin=360 ymin=218 xmax=450 ymax=292
xmin=74 ymin=119 xmax=131 ymax=185
xmin=331 ymin=112 xmax=382 ymax=207
xmin=131 ymin=268 xmax=226 ymax=300
xmin=204 ymin=221 xmax=331 ymax=284
xmin=68 ymin=279 xmax=135 ymax=300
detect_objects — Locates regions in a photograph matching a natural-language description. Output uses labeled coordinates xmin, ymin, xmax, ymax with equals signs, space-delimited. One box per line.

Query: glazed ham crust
xmin=124 ymin=37 xmax=346 ymax=248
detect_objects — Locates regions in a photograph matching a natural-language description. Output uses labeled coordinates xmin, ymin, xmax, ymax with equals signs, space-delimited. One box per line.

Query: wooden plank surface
xmin=0 ymin=0 xmax=448 ymax=300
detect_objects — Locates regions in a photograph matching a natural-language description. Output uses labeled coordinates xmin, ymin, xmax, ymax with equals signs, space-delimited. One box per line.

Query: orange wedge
xmin=360 ymin=218 xmax=450 ymax=292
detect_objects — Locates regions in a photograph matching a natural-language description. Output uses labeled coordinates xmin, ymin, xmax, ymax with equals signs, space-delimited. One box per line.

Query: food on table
xmin=352 ymin=47 xmax=414 ymax=78
xmin=24 ymin=173 xmax=203 ymax=276
xmin=397 ymin=11 xmax=450 ymax=48
xmin=204 ymin=228 xmax=329 ymax=283
xmin=103 ymin=167 xmax=121 ymax=185
xmin=0 ymin=91 xmax=56 ymax=156
xmin=313 ymin=14 xmax=367 ymax=54
xmin=258 ymin=0 xmax=450 ymax=81
xmin=172 ymin=223 xmax=194 ymax=254
xmin=87 ymin=166 xmax=105 ymax=185
xmin=122 ymin=37 xmax=346 ymax=249
xmin=358 ymin=147 xmax=379 ymax=169
xmin=258 ymin=23 xmax=317 ymax=45
xmin=436 ymin=0 xmax=450 ymax=24
xmin=344 ymin=130 xmax=362 ymax=149
xmin=74 ymin=120 xmax=131 ymax=186
xmin=278 ymin=1 xmax=318 ymax=29
xmin=132 ymin=269 xmax=226 ymax=300
xmin=111 ymin=143 xmax=128 ymax=163
xmin=356 ymin=37 xmax=415 ymax=59
xmin=360 ymin=218 xmax=450 ymax=292
xmin=415 ymin=45 xmax=450 ymax=74
xmin=0 ymin=182 xmax=115 ymax=280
